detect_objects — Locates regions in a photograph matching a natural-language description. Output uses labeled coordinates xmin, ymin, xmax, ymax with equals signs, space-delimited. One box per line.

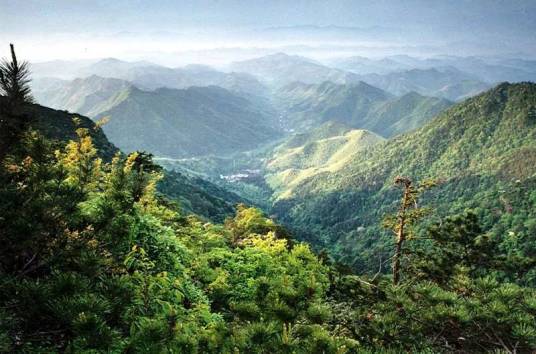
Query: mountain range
xmin=32 ymin=75 xmax=281 ymax=158
xmin=31 ymin=61 xmax=456 ymax=160
xmin=356 ymin=67 xmax=491 ymax=101
xmin=33 ymin=58 xmax=268 ymax=99
xmin=330 ymin=54 xmax=536 ymax=83
xmin=229 ymin=53 xmax=498 ymax=100
xmin=229 ymin=52 xmax=361 ymax=87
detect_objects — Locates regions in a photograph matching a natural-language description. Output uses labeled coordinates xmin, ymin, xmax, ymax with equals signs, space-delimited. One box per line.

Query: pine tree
xmin=0 ymin=44 xmax=33 ymax=161
xmin=0 ymin=44 xmax=33 ymax=108
xmin=383 ymin=177 xmax=435 ymax=285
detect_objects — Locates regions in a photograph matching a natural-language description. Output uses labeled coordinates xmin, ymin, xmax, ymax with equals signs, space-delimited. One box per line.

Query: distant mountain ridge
xmin=330 ymin=54 xmax=536 ymax=84
xmin=356 ymin=67 xmax=491 ymax=101
xmin=230 ymin=53 xmax=361 ymax=87
xmin=33 ymin=58 xmax=268 ymax=99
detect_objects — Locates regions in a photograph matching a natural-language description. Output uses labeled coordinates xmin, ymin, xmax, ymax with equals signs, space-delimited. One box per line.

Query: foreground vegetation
xmin=1 ymin=126 xmax=535 ymax=353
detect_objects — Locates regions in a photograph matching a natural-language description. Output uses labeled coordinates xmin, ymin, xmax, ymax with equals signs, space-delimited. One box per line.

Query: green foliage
xmin=0 ymin=43 xmax=33 ymax=108
xmin=0 ymin=128 xmax=349 ymax=352
xmin=326 ymin=213 xmax=536 ymax=352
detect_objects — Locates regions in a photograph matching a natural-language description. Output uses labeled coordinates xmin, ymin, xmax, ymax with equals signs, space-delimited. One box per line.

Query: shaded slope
xmin=32 ymin=75 xmax=132 ymax=117
xmin=19 ymin=99 xmax=118 ymax=160
xmin=97 ymin=86 xmax=281 ymax=158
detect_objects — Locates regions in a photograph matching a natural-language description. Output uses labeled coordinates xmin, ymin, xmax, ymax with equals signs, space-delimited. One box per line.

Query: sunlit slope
xmin=271 ymin=82 xmax=536 ymax=269
xmin=265 ymin=123 xmax=385 ymax=198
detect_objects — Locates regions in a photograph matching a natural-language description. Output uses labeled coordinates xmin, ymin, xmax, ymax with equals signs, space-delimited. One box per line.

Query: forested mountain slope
xmin=363 ymin=91 xmax=452 ymax=137
xmin=94 ymin=85 xmax=281 ymax=158
xmin=158 ymin=169 xmax=247 ymax=222
xmin=275 ymin=81 xmax=391 ymax=131
xmin=275 ymin=81 xmax=452 ymax=136
xmin=265 ymin=125 xmax=384 ymax=198
xmin=272 ymin=82 xmax=536 ymax=272
xmin=32 ymin=75 xmax=132 ymax=118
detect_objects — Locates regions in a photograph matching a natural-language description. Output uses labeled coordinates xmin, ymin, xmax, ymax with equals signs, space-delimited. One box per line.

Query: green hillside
xmin=276 ymin=121 xmax=354 ymax=150
xmin=271 ymin=82 xmax=536 ymax=273
xmin=275 ymin=81 xmax=391 ymax=131
xmin=266 ymin=126 xmax=384 ymax=198
xmin=276 ymin=81 xmax=452 ymax=136
xmin=362 ymin=91 xmax=452 ymax=137
xmin=96 ymin=85 xmax=281 ymax=158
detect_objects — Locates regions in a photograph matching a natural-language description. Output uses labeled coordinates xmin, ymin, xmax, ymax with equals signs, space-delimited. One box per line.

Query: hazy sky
xmin=1 ymin=0 xmax=535 ymax=65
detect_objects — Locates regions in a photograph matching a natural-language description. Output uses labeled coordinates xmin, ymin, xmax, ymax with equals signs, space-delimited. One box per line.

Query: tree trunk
xmin=392 ymin=224 xmax=404 ymax=285
xmin=392 ymin=177 xmax=411 ymax=285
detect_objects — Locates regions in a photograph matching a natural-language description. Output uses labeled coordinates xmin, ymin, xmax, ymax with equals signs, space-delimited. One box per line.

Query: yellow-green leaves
xmin=56 ymin=124 xmax=101 ymax=193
